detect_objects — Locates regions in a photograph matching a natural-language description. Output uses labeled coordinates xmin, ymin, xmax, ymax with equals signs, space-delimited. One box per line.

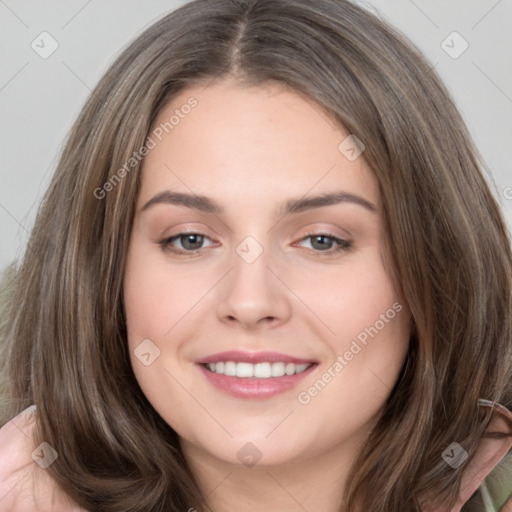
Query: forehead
xmin=138 ymin=78 xmax=379 ymax=210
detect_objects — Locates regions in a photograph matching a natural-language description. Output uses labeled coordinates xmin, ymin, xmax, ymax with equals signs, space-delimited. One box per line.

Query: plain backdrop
xmin=1 ymin=0 xmax=511 ymax=274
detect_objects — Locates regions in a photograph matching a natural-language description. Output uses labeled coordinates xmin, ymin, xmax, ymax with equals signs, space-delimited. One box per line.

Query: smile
xmin=204 ymin=361 xmax=312 ymax=378
xmin=196 ymin=350 xmax=318 ymax=399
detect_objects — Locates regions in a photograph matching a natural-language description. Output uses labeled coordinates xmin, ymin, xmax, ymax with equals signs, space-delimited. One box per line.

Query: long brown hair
xmin=1 ymin=0 xmax=511 ymax=510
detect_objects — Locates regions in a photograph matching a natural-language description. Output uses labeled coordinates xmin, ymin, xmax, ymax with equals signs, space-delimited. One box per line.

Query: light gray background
xmin=1 ymin=0 xmax=511 ymax=274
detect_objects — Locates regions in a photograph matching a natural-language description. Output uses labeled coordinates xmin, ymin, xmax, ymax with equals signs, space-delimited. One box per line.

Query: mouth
xmin=195 ymin=350 xmax=318 ymax=399
xmin=202 ymin=361 xmax=313 ymax=378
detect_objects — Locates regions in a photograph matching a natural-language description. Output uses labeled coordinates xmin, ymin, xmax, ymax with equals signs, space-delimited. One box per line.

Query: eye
xmin=158 ymin=232 xmax=215 ymax=253
xmin=158 ymin=231 xmax=353 ymax=255
xmin=296 ymin=233 xmax=353 ymax=254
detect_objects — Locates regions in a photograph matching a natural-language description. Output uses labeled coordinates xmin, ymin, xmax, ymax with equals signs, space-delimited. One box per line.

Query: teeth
xmin=224 ymin=361 xmax=237 ymax=376
xmin=271 ymin=362 xmax=285 ymax=377
xmin=237 ymin=362 xmax=254 ymax=378
xmin=254 ymin=362 xmax=272 ymax=378
xmin=205 ymin=361 xmax=311 ymax=378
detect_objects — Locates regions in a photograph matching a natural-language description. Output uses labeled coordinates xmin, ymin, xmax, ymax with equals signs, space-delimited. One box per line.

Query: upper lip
xmin=196 ymin=350 xmax=317 ymax=365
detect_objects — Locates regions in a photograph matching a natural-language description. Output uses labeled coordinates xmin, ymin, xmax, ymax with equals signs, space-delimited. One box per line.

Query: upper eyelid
xmin=160 ymin=221 xmax=352 ymax=238
xmin=162 ymin=231 xmax=350 ymax=248
xmin=162 ymin=230 xmax=349 ymax=240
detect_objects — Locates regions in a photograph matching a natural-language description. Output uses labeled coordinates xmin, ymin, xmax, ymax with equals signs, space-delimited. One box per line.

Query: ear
xmin=455 ymin=401 xmax=512 ymax=510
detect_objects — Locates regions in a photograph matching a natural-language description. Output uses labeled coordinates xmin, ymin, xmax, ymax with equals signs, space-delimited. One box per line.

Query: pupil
xmin=313 ymin=235 xmax=331 ymax=250
xmin=184 ymin=234 xmax=202 ymax=249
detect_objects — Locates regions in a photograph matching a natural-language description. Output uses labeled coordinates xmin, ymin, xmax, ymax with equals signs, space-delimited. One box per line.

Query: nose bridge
xmin=216 ymin=233 xmax=291 ymax=327
xmin=235 ymin=234 xmax=266 ymax=267
xmin=229 ymin=234 xmax=273 ymax=295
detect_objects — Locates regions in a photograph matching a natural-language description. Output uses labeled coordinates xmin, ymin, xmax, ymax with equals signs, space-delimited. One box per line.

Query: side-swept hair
xmin=1 ymin=1 xmax=511 ymax=510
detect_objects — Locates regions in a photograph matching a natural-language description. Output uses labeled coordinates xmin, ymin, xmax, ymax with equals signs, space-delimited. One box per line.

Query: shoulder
xmin=0 ymin=406 xmax=85 ymax=512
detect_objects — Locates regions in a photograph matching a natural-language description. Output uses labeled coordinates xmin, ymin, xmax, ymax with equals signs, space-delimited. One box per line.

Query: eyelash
xmin=158 ymin=231 xmax=353 ymax=256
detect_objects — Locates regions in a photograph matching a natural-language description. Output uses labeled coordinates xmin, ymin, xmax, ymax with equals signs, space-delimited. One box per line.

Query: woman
xmin=0 ymin=0 xmax=511 ymax=510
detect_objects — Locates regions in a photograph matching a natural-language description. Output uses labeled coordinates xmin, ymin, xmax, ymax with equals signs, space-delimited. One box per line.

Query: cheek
xmin=122 ymin=240 xmax=212 ymax=419
xmin=297 ymin=251 xmax=402 ymax=345
xmin=123 ymin=241 xmax=202 ymax=343
xmin=124 ymin=278 xmax=165 ymax=352
xmin=123 ymin=248 xmax=191 ymax=430
xmin=295 ymin=252 xmax=410 ymax=417
xmin=295 ymin=311 xmax=409 ymax=449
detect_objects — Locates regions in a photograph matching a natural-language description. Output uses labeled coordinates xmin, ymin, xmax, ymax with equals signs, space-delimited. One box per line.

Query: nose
xmin=216 ymin=242 xmax=292 ymax=330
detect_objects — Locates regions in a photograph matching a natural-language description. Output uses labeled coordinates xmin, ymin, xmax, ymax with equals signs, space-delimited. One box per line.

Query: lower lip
xmin=197 ymin=363 xmax=317 ymax=399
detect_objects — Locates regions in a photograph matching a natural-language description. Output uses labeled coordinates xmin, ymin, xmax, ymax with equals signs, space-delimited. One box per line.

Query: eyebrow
xmin=141 ymin=190 xmax=377 ymax=216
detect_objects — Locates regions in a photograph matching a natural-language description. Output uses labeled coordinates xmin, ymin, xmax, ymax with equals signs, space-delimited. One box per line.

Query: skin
xmin=1 ymin=79 xmax=511 ymax=512
xmin=123 ymin=77 xmax=413 ymax=512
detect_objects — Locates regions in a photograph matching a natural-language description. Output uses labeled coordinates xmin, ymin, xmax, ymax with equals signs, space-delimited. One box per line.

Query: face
xmin=123 ymin=78 xmax=411 ymax=470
